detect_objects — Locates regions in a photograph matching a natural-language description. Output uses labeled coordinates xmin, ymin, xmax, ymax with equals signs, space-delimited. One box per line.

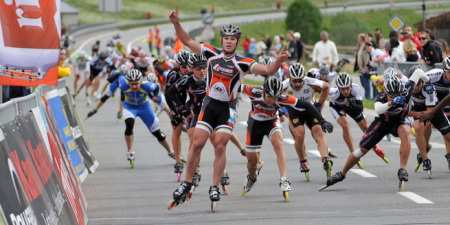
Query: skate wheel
xmin=210 ymin=201 xmax=216 ymax=213
xmin=382 ymin=157 xmax=390 ymax=164
xmin=399 ymin=181 xmax=406 ymax=192
xmin=282 ymin=191 xmax=289 ymax=202
xmin=167 ymin=200 xmax=177 ymax=210
xmin=304 ymin=172 xmax=310 ymax=182
xmin=414 ymin=163 xmax=421 ymax=173
xmin=222 ymin=185 xmax=229 ymax=196
xmin=427 ymin=171 xmax=432 ymax=179
xmin=129 ymin=160 xmax=135 ymax=169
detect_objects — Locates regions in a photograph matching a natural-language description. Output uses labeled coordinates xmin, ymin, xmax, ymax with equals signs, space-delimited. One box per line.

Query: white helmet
xmin=258 ymin=55 xmax=273 ymax=65
xmin=289 ymin=63 xmax=306 ymax=80
xmin=443 ymin=56 xmax=450 ymax=71
xmin=383 ymin=67 xmax=401 ymax=80
xmin=336 ymin=72 xmax=352 ymax=88
xmin=126 ymin=69 xmax=143 ymax=82
xmin=384 ymin=76 xmax=404 ymax=97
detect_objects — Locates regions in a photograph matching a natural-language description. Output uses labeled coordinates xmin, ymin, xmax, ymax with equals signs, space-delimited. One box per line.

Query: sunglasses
xmin=419 ymin=37 xmax=428 ymax=40
xmin=291 ymin=79 xmax=304 ymax=84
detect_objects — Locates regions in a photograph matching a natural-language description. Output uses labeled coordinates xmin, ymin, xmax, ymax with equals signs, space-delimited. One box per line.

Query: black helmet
xmin=175 ymin=50 xmax=191 ymax=66
xmin=263 ymin=77 xmax=283 ymax=97
xmin=98 ymin=51 xmax=109 ymax=60
xmin=220 ymin=24 xmax=241 ymax=39
xmin=189 ymin=53 xmax=207 ymax=68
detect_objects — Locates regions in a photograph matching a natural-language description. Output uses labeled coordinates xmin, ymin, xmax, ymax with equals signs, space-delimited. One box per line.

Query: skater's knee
xmin=124 ymin=118 xmax=135 ymax=136
xmin=397 ymin=125 xmax=411 ymax=140
xmin=152 ymin=130 xmax=166 ymax=142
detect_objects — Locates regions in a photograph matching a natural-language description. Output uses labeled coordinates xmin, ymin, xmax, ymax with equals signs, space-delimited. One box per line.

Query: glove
xmin=87 ymin=109 xmax=98 ymax=119
xmin=320 ymin=120 xmax=334 ymax=133
xmin=423 ymin=83 xmax=435 ymax=95
xmin=392 ymin=96 xmax=406 ymax=107
xmin=278 ymin=107 xmax=288 ymax=117
xmin=314 ymin=102 xmax=322 ymax=111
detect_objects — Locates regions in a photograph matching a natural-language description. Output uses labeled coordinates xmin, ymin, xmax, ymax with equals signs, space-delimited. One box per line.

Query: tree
xmin=285 ymin=0 xmax=322 ymax=43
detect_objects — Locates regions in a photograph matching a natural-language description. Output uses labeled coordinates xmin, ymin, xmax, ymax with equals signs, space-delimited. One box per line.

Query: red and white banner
xmin=0 ymin=0 xmax=61 ymax=86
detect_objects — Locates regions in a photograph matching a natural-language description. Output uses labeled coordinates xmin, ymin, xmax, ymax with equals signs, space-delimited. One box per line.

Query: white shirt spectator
xmin=390 ymin=42 xmax=406 ymax=62
xmin=312 ymin=40 xmax=339 ymax=66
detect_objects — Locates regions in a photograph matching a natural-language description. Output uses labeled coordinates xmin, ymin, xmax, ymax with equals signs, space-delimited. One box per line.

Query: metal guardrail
xmin=380 ymin=62 xmax=443 ymax=76
xmin=0 ymin=79 xmax=67 ymax=125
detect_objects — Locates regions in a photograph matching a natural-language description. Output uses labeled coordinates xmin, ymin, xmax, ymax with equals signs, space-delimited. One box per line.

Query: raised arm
xmin=169 ymin=10 xmax=202 ymax=54
xmin=251 ymin=50 xmax=289 ymax=76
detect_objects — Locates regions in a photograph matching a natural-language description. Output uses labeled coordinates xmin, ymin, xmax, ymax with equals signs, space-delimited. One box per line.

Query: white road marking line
xmin=239 ymin=121 xmax=248 ymax=127
xmin=127 ymin=36 xmax=146 ymax=53
xmin=349 ymin=169 xmax=377 ymax=178
xmin=283 ymin=138 xmax=294 ymax=145
xmin=308 ymin=150 xmax=321 ymax=158
xmin=398 ymin=192 xmax=433 ymax=204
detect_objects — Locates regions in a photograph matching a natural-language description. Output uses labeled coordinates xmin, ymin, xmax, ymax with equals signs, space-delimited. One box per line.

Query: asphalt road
xmin=73 ymin=5 xmax=450 ymax=225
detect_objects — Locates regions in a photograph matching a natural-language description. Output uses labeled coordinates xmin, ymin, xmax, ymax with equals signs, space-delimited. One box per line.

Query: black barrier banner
xmin=58 ymin=88 xmax=98 ymax=173
xmin=0 ymin=112 xmax=86 ymax=225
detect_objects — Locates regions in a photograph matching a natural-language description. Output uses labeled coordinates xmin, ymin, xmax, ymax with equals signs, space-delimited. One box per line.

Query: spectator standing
xmin=354 ymin=33 xmax=367 ymax=72
xmin=374 ymin=28 xmax=386 ymax=49
xmin=403 ymin=39 xmax=420 ymax=62
xmin=312 ymin=31 xmax=339 ymax=68
xmin=438 ymin=39 xmax=450 ymax=57
xmin=400 ymin=26 xmax=421 ymax=51
xmin=388 ymin=31 xmax=406 ymax=63
xmin=420 ymin=31 xmax=443 ymax=66
xmin=248 ymin=38 xmax=257 ymax=59
xmin=294 ymin=32 xmax=304 ymax=62
xmin=264 ymin=35 xmax=272 ymax=55
xmin=147 ymin=28 xmax=154 ymax=54
xmin=287 ymin=31 xmax=299 ymax=64
xmin=242 ymin=36 xmax=250 ymax=57
xmin=256 ymin=39 xmax=267 ymax=58
xmin=358 ymin=42 xmax=373 ymax=99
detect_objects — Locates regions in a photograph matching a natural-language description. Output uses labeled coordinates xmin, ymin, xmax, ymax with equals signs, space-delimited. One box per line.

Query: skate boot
xmin=209 ymin=185 xmax=221 ymax=213
xmin=220 ymin=172 xmax=230 ymax=195
xmin=323 ymin=158 xmax=333 ymax=178
xmin=300 ymin=160 xmax=310 ymax=182
xmin=168 ymin=181 xmax=193 ymax=210
xmin=319 ymin=171 xmax=345 ymax=191
xmin=241 ymin=174 xmax=257 ymax=196
xmin=356 ymin=160 xmax=364 ymax=169
xmin=192 ymin=171 xmax=202 ymax=190
xmin=415 ymin=153 xmax=423 ymax=172
xmin=174 ymin=162 xmax=184 ymax=182
xmin=328 ymin=150 xmax=338 ymax=158
xmin=398 ymin=168 xmax=409 ymax=192
xmin=279 ymin=176 xmax=292 ymax=202
xmin=256 ymin=160 xmax=264 ymax=175
xmin=127 ymin=151 xmax=135 ymax=169
xmin=374 ymin=145 xmax=390 ymax=164
xmin=422 ymin=159 xmax=432 ymax=179
xmin=446 ymin=154 xmax=450 ymax=171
